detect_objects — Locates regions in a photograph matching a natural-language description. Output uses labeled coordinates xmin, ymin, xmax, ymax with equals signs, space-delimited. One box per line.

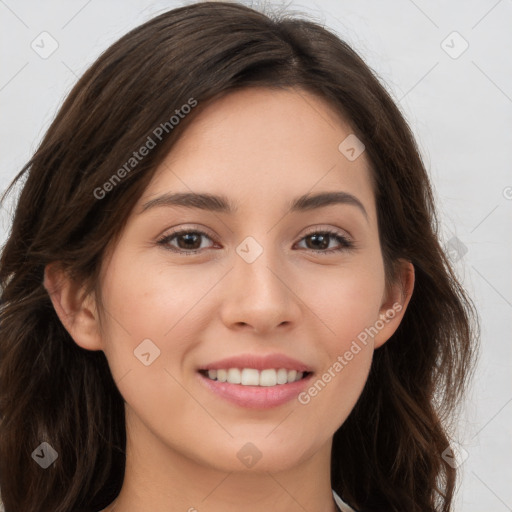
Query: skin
xmin=45 ymin=87 xmax=414 ymax=512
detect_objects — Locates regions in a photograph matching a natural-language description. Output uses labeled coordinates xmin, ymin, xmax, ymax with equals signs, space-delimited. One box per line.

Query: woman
xmin=0 ymin=2 xmax=478 ymax=511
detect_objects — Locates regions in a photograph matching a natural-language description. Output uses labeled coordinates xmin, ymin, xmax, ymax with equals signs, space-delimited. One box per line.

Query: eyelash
xmin=156 ymin=228 xmax=354 ymax=256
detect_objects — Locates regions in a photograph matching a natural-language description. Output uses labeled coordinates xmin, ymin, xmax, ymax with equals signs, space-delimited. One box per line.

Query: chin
xmin=192 ymin=435 xmax=321 ymax=474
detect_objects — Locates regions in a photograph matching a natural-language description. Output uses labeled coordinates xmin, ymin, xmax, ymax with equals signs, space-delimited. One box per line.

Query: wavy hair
xmin=0 ymin=2 xmax=478 ymax=511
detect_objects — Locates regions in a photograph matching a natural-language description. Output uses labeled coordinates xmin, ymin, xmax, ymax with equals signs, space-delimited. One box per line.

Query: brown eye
xmin=296 ymin=230 xmax=354 ymax=254
xmin=157 ymin=229 xmax=215 ymax=255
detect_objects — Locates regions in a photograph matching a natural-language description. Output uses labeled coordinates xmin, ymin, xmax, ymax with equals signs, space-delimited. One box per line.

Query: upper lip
xmin=199 ymin=353 xmax=313 ymax=372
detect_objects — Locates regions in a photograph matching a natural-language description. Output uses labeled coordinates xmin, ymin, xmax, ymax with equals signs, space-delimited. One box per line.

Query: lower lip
xmin=197 ymin=372 xmax=313 ymax=409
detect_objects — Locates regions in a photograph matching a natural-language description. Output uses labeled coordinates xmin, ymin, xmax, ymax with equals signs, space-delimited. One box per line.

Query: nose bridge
xmin=220 ymin=232 xmax=297 ymax=331
xmin=234 ymin=233 xmax=285 ymax=298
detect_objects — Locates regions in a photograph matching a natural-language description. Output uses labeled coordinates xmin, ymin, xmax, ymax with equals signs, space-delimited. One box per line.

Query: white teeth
xmin=203 ymin=368 xmax=307 ymax=386
xmin=276 ymin=368 xmax=288 ymax=385
xmin=227 ymin=368 xmax=241 ymax=384
xmin=260 ymin=369 xmax=277 ymax=387
xmin=241 ymin=368 xmax=259 ymax=385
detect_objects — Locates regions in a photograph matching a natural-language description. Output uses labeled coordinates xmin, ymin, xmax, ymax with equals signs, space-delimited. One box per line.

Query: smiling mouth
xmin=198 ymin=368 xmax=312 ymax=387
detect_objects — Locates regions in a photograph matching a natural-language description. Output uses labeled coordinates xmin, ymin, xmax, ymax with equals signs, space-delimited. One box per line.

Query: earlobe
xmin=373 ymin=261 xmax=415 ymax=349
xmin=43 ymin=263 xmax=103 ymax=351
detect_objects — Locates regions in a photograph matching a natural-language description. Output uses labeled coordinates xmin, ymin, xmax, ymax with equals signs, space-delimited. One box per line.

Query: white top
xmin=333 ymin=489 xmax=356 ymax=512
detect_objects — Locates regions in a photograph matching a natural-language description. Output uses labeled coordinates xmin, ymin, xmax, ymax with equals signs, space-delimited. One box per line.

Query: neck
xmin=106 ymin=411 xmax=338 ymax=512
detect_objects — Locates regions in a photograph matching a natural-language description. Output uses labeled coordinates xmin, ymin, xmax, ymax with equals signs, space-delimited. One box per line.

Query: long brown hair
xmin=0 ymin=2 xmax=479 ymax=511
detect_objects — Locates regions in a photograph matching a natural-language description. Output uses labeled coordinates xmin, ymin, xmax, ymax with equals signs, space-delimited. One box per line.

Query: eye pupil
xmin=178 ymin=233 xmax=201 ymax=249
xmin=307 ymin=234 xmax=329 ymax=250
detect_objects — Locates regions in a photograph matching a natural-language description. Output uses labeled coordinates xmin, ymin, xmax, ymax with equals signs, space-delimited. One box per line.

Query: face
xmin=85 ymin=87 xmax=407 ymax=474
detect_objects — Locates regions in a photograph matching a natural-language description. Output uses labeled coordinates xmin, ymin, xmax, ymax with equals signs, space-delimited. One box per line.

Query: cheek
xmin=301 ymin=260 xmax=386 ymax=351
xmin=298 ymin=346 xmax=373 ymax=422
xmin=97 ymin=256 xmax=210 ymax=437
xmin=100 ymin=251 xmax=217 ymax=343
xmin=288 ymin=263 xmax=383 ymax=424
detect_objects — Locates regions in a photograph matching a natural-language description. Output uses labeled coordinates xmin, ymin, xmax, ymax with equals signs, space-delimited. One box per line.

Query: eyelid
xmin=300 ymin=224 xmax=353 ymax=242
xmin=157 ymin=223 xmax=216 ymax=239
xmin=158 ymin=223 xmax=352 ymax=242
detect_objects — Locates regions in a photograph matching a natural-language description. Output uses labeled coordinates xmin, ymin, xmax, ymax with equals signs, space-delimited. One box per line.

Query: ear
xmin=373 ymin=260 xmax=415 ymax=349
xmin=43 ymin=263 xmax=103 ymax=351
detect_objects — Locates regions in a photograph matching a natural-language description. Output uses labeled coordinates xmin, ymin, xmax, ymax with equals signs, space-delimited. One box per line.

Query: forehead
xmin=141 ymin=87 xmax=375 ymax=220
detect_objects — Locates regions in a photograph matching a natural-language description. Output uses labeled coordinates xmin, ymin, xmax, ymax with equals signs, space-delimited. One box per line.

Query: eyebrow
xmin=140 ymin=191 xmax=368 ymax=220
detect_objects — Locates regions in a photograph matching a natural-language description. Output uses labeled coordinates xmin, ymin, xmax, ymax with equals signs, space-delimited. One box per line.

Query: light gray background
xmin=0 ymin=1 xmax=511 ymax=511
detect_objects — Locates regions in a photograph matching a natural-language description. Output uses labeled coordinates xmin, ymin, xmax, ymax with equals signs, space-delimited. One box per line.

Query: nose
xmin=218 ymin=241 xmax=301 ymax=335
